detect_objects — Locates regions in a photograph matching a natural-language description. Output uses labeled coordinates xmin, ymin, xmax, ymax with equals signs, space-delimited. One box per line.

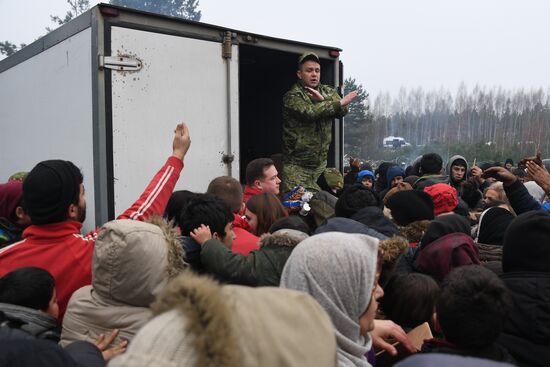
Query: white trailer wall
xmin=110 ymin=27 xmax=239 ymax=215
xmin=0 ymin=28 xmax=96 ymax=232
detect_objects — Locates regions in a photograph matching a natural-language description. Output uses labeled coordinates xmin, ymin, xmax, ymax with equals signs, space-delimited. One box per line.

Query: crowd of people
xmin=1 ymin=120 xmax=549 ymax=367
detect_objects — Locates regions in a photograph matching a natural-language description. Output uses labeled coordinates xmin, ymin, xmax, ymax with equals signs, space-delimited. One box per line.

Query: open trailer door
xmin=237 ymin=42 xmax=342 ymax=182
xmin=106 ymin=25 xmax=239 ymax=216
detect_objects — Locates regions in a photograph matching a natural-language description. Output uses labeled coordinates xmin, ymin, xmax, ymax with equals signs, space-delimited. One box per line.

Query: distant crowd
xmin=1 ymin=123 xmax=549 ymax=367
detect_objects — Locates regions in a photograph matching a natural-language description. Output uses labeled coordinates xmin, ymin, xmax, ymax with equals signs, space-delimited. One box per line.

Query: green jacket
xmin=282 ymin=83 xmax=348 ymax=168
xmin=200 ymin=229 xmax=307 ymax=287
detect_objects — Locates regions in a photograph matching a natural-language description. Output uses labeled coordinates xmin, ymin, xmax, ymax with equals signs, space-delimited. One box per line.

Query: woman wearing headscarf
xmin=280 ymin=232 xmax=385 ymax=367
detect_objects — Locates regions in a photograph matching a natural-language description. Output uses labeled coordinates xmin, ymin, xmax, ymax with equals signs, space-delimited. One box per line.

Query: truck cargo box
xmin=0 ymin=4 xmax=344 ymax=231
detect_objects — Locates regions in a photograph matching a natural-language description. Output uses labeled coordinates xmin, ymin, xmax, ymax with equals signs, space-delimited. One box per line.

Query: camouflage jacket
xmin=282 ymin=83 xmax=348 ymax=168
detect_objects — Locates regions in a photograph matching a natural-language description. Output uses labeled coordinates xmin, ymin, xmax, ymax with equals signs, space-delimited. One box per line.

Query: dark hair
xmin=0 ymin=267 xmax=55 ymax=311
xmin=374 ymin=162 xmax=397 ymax=191
xmin=420 ymin=153 xmax=443 ymax=175
xmin=245 ymin=158 xmax=274 ymax=186
xmin=178 ymin=194 xmax=233 ymax=239
xmin=437 ymin=265 xmax=511 ymax=348
xmin=511 ymin=167 xmax=526 ymax=178
xmin=207 ymin=176 xmax=243 ymax=213
xmin=246 ymin=193 xmax=287 ymax=236
xmin=451 ymin=159 xmax=467 ymax=168
xmin=268 ymin=215 xmax=310 ymax=235
xmin=164 ymin=190 xmax=197 ymax=223
xmin=335 ymin=184 xmax=382 ymax=218
xmin=380 ymin=273 xmax=439 ymax=330
xmin=460 ymin=179 xmax=483 ymax=209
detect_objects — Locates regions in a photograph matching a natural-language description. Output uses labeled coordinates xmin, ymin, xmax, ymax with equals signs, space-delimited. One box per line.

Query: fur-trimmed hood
xmin=378 ymin=235 xmax=409 ymax=286
xmin=258 ymin=228 xmax=308 ymax=248
xmin=399 ymin=220 xmax=431 ymax=244
xmin=92 ymin=216 xmax=187 ymax=306
xmin=379 ymin=236 xmax=409 ymax=264
xmin=109 ymin=272 xmax=337 ymax=367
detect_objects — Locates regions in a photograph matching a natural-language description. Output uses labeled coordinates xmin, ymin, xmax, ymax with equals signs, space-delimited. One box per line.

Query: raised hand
xmin=482 ymin=166 xmax=517 ymax=187
xmin=172 ymin=123 xmax=191 ymax=161
xmin=340 ymin=90 xmax=358 ymax=107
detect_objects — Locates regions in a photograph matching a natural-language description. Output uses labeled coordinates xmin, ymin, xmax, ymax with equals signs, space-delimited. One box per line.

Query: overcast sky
xmin=1 ymin=0 xmax=549 ymax=98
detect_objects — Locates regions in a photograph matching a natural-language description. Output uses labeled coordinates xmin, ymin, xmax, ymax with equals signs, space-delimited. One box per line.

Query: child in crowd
xmin=357 ymin=170 xmax=375 ymax=189
xmin=380 ymin=273 xmax=439 ymax=332
xmin=422 ymin=265 xmax=515 ymax=364
xmin=179 ymin=194 xmax=235 ymax=273
xmin=0 ymin=267 xmax=59 ymax=341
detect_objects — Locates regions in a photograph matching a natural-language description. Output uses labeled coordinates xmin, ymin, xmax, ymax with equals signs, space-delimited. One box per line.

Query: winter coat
xmin=315 ymin=217 xmax=387 ymax=240
xmin=109 ymin=272 xmax=338 ymax=367
xmin=413 ymin=174 xmax=449 ymax=191
xmin=350 ymin=206 xmax=400 ymax=237
xmin=0 ymin=156 xmax=183 ymax=321
xmin=415 ymin=233 xmax=480 ymax=281
xmin=398 ymin=220 xmax=431 ymax=246
xmin=503 ymin=180 xmax=541 ymax=215
xmin=0 ymin=312 xmax=104 ymax=367
xmin=0 ymin=304 xmax=59 ymax=342
xmin=60 ymin=217 xmax=186 ymax=348
xmin=231 ymin=214 xmax=259 ymax=256
xmin=200 ymin=229 xmax=307 ymax=286
xmin=421 ymin=338 xmax=516 ymax=364
xmin=497 ymin=272 xmax=550 ymax=367
xmin=242 ymin=185 xmax=263 ymax=204
xmin=282 ymin=82 xmax=347 ymax=170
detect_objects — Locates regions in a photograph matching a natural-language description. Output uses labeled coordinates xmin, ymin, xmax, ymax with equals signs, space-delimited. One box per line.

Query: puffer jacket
xmin=60 ymin=217 xmax=186 ymax=347
xmin=200 ymin=229 xmax=307 ymax=286
xmin=0 ymin=304 xmax=59 ymax=342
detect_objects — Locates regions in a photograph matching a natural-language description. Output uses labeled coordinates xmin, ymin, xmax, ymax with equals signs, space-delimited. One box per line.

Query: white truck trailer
xmin=0 ymin=4 xmax=345 ymax=231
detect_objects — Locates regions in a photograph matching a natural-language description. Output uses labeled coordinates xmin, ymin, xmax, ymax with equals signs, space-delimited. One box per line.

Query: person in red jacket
xmin=0 ymin=123 xmax=191 ymax=321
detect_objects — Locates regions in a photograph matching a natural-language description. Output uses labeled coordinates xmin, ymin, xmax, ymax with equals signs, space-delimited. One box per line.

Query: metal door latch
xmin=99 ymin=55 xmax=142 ymax=71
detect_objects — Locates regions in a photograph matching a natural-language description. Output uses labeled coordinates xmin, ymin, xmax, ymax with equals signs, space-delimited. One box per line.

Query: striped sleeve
xmin=117 ymin=156 xmax=183 ymax=221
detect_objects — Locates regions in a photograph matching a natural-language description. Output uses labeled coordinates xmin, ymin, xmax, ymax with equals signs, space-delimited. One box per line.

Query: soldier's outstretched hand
xmin=340 ymin=90 xmax=358 ymax=107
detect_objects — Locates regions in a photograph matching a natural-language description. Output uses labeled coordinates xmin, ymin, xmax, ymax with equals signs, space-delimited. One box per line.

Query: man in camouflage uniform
xmin=282 ymin=52 xmax=357 ymax=193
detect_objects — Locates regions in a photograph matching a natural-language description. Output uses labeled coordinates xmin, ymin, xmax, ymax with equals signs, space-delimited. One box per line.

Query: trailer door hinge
xmin=222 ymin=154 xmax=235 ymax=164
xmin=222 ymin=31 xmax=236 ymax=59
xmin=99 ymin=55 xmax=142 ymax=71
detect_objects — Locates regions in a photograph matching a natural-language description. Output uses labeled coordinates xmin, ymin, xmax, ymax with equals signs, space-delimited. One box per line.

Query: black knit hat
xmin=476 ymin=207 xmax=515 ymax=246
xmin=23 ymin=160 xmax=82 ymax=225
xmin=386 ymin=190 xmax=434 ymax=226
xmin=503 ymin=211 xmax=550 ymax=273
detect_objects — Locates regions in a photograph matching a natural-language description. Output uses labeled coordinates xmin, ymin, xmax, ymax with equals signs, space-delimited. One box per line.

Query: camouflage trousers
xmin=282 ymin=162 xmax=326 ymax=194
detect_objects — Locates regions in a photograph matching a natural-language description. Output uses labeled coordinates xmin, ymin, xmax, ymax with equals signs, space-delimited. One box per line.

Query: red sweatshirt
xmin=231 ymin=214 xmax=259 ymax=255
xmin=0 ymin=156 xmax=183 ymax=321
